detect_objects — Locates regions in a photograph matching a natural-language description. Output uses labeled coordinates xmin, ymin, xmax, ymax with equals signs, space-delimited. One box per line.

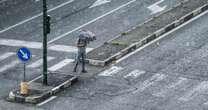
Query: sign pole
xmin=23 ymin=63 xmax=26 ymax=82
xmin=43 ymin=0 xmax=48 ymax=85
xmin=17 ymin=47 xmax=31 ymax=95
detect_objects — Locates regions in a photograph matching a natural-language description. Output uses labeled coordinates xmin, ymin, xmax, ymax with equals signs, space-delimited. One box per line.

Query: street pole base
xmin=20 ymin=81 xmax=28 ymax=95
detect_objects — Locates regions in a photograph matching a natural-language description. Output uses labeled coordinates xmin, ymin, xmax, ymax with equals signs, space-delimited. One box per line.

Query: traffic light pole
xmin=43 ymin=0 xmax=48 ymax=85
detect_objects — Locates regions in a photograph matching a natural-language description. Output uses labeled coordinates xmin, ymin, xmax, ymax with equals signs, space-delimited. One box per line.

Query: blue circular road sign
xmin=17 ymin=47 xmax=31 ymax=62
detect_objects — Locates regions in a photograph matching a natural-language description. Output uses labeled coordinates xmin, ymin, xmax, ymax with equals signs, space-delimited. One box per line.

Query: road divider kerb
xmin=7 ymin=75 xmax=78 ymax=104
xmin=86 ymin=0 xmax=208 ymax=66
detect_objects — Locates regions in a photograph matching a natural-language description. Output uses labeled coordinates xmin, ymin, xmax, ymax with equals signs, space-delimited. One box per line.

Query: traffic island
xmin=87 ymin=0 xmax=208 ymax=66
xmin=7 ymin=73 xmax=78 ymax=104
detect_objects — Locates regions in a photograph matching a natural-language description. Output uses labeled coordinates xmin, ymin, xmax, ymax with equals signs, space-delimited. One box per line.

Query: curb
xmin=87 ymin=2 xmax=208 ymax=66
xmin=7 ymin=76 xmax=78 ymax=104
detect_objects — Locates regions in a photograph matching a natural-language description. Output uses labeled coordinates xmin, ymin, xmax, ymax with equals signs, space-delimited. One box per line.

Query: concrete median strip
xmin=86 ymin=0 xmax=208 ymax=66
xmin=7 ymin=73 xmax=78 ymax=104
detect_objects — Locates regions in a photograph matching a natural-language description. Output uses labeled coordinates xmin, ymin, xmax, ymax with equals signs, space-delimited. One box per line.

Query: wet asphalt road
xmin=0 ymin=0 xmax=188 ymax=109
xmin=39 ymin=10 xmax=208 ymax=110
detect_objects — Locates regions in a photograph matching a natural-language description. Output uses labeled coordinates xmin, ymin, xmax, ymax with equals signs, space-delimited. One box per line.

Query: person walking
xmin=73 ymin=30 xmax=96 ymax=73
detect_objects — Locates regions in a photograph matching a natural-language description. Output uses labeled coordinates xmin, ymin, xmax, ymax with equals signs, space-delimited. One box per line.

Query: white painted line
xmin=48 ymin=44 xmax=93 ymax=53
xmin=168 ymin=77 xmax=188 ymax=89
xmin=27 ymin=57 xmax=55 ymax=68
xmin=133 ymin=74 xmax=167 ymax=94
xmin=0 ymin=38 xmax=93 ymax=53
xmin=0 ymin=60 xmax=20 ymax=72
xmin=90 ymin=0 xmax=111 ymax=8
xmin=124 ymin=69 xmax=146 ymax=79
xmin=0 ymin=39 xmax=42 ymax=49
xmin=28 ymin=75 xmax=42 ymax=84
xmin=0 ymin=52 xmax=15 ymax=62
xmin=153 ymin=77 xmax=188 ymax=97
xmin=99 ymin=66 xmax=123 ymax=76
xmin=48 ymin=0 xmax=137 ymax=44
xmin=36 ymin=96 xmax=57 ymax=106
xmin=204 ymin=101 xmax=208 ymax=105
xmin=116 ymin=10 xmax=208 ymax=64
xmin=0 ymin=0 xmax=74 ymax=34
xmin=48 ymin=59 xmax=74 ymax=71
xmin=148 ymin=0 xmax=166 ymax=15
xmin=179 ymin=81 xmax=208 ymax=102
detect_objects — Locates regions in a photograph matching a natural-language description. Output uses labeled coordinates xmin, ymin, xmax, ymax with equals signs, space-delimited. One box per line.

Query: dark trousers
xmin=73 ymin=52 xmax=86 ymax=72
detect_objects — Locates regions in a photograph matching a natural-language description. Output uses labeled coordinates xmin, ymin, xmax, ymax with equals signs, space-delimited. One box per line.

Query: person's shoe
xmin=81 ymin=70 xmax=87 ymax=73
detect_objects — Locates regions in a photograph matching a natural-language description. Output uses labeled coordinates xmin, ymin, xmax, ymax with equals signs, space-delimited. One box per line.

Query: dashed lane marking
xmin=124 ymin=69 xmax=146 ymax=79
xmin=0 ymin=52 xmax=15 ymax=62
xmin=147 ymin=0 xmax=167 ymax=15
xmin=133 ymin=74 xmax=167 ymax=94
xmin=178 ymin=81 xmax=208 ymax=102
xmin=0 ymin=0 xmax=74 ymax=34
xmin=90 ymin=0 xmax=111 ymax=8
xmin=48 ymin=59 xmax=74 ymax=71
xmin=99 ymin=66 xmax=123 ymax=76
xmin=27 ymin=57 xmax=55 ymax=68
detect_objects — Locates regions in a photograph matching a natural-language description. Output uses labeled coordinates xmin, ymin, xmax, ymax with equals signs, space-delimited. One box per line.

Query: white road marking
xmin=48 ymin=59 xmax=74 ymax=71
xmin=27 ymin=57 xmax=55 ymax=68
xmin=0 ymin=0 xmax=74 ymax=34
xmin=124 ymin=69 xmax=146 ymax=79
xmin=99 ymin=66 xmax=123 ymax=76
xmin=116 ymin=10 xmax=208 ymax=64
xmin=48 ymin=0 xmax=137 ymax=44
xmin=36 ymin=96 xmax=57 ymax=106
xmin=133 ymin=74 xmax=167 ymax=94
xmin=0 ymin=39 xmax=42 ymax=49
xmin=0 ymin=52 xmax=15 ymax=62
xmin=0 ymin=38 xmax=93 ymax=53
xmin=148 ymin=0 xmax=166 ymax=15
xmin=179 ymin=81 xmax=208 ymax=102
xmin=0 ymin=60 xmax=20 ymax=73
xmin=204 ymin=101 xmax=208 ymax=105
xmin=90 ymin=0 xmax=111 ymax=8
xmin=28 ymin=75 xmax=42 ymax=84
xmin=153 ymin=77 xmax=188 ymax=97
xmin=48 ymin=44 xmax=93 ymax=53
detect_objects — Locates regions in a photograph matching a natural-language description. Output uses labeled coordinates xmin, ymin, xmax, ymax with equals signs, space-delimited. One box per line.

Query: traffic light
xmin=46 ymin=15 xmax=51 ymax=34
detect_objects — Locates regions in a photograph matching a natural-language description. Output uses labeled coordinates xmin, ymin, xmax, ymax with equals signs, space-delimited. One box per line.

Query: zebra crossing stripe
xmin=27 ymin=57 xmax=55 ymax=68
xmin=124 ymin=69 xmax=146 ymax=79
xmin=99 ymin=66 xmax=123 ymax=76
xmin=153 ymin=77 xmax=188 ymax=97
xmin=179 ymin=81 xmax=208 ymax=102
xmin=48 ymin=45 xmax=93 ymax=53
xmin=0 ymin=38 xmax=93 ymax=53
xmin=133 ymin=74 xmax=167 ymax=94
xmin=0 ymin=60 xmax=20 ymax=72
xmin=48 ymin=59 xmax=73 ymax=71
xmin=0 ymin=52 xmax=15 ymax=61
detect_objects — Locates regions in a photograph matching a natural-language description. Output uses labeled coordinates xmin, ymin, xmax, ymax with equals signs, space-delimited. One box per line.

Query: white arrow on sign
xmin=90 ymin=0 xmax=111 ymax=8
xmin=20 ymin=49 xmax=29 ymax=59
xmin=148 ymin=0 xmax=167 ymax=15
